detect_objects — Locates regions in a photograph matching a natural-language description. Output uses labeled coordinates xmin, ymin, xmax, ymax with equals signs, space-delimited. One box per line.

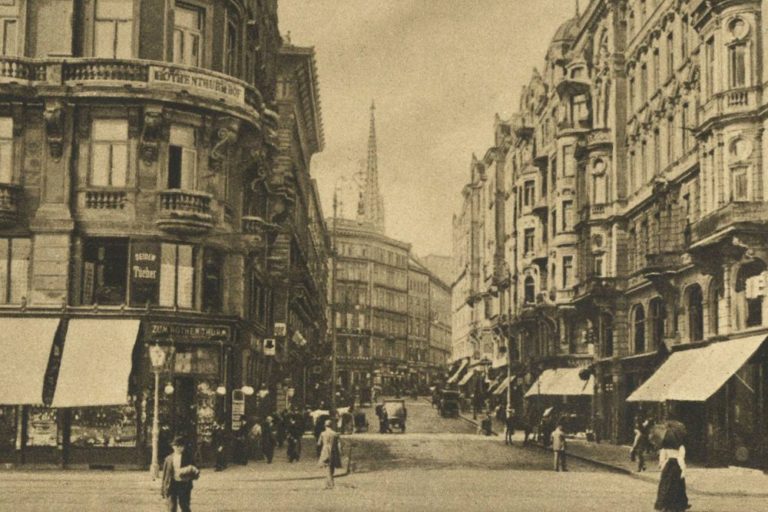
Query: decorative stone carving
xmin=209 ymin=117 xmax=241 ymax=171
xmin=140 ymin=106 xmax=166 ymax=164
xmin=44 ymin=100 xmax=65 ymax=160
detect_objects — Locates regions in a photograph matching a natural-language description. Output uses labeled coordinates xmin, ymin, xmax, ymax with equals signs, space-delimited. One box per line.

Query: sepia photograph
xmin=0 ymin=0 xmax=767 ymax=510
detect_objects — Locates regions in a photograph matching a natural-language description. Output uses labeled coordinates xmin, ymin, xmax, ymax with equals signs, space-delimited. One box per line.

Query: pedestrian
xmin=551 ymin=422 xmax=567 ymax=472
xmin=261 ymin=416 xmax=276 ymax=464
xmin=161 ymin=436 xmax=199 ymax=512
xmin=275 ymin=410 xmax=287 ymax=448
xmin=505 ymin=409 xmax=516 ymax=445
xmin=630 ymin=417 xmax=649 ymax=472
xmin=286 ymin=416 xmax=302 ymax=462
xmin=381 ymin=406 xmax=392 ymax=433
xmin=478 ymin=412 xmax=493 ymax=436
xmin=317 ymin=419 xmax=342 ymax=490
xmin=248 ymin=417 xmax=263 ymax=461
xmin=212 ymin=420 xmax=228 ymax=471
xmin=655 ymin=443 xmax=689 ymax=511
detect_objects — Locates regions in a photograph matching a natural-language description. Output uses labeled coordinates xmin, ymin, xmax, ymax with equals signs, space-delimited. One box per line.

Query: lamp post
xmin=148 ymin=344 xmax=167 ymax=479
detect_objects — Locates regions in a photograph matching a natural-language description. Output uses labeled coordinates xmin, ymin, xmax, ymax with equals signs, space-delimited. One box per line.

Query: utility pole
xmin=330 ymin=189 xmax=339 ymax=411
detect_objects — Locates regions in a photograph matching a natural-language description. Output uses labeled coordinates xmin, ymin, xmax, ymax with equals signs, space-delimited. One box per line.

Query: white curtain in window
xmin=177 ymin=244 xmax=194 ymax=308
xmin=159 ymin=243 xmax=176 ymax=307
xmin=91 ymin=120 xmax=128 ymax=187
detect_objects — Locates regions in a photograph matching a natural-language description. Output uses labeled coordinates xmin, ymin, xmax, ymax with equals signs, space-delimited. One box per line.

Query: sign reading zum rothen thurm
xmin=148 ymin=65 xmax=246 ymax=105
xmin=149 ymin=323 xmax=231 ymax=342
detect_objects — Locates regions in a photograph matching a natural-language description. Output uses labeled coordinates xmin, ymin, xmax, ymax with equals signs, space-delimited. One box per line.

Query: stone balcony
xmin=156 ymin=189 xmax=214 ymax=235
xmin=0 ymin=56 xmax=264 ymax=116
xmin=0 ymin=183 xmax=21 ymax=227
xmin=699 ymin=86 xmax=759 ymax=128
xmin=574 ymin=276 xmax=619 ymax=301
xmin=688 ymin=202 xmax=768 ymax=250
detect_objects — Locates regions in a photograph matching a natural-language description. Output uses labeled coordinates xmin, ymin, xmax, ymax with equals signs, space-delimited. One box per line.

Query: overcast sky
xmin=278 ymin=0 xmax=578 ymax=257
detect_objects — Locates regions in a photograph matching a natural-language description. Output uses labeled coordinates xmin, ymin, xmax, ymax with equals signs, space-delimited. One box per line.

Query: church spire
xmin=357 ymin=101 xmax=386 ymax=233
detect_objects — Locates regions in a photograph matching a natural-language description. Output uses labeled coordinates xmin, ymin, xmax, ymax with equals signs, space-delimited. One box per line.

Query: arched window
xmin=687 ymin=284 xmax=704 ymax=341
xmin=727 ymin=18 xmax=749 ymax=88
xmin=735 ymin=259 xmax=767 ymax=329
xmin=524 ymin=276 xmax=535 ymax=304
xmin=633 ymin=304 xmax=646 ymax=354
xmin=709 ymin=278 xmax=724 ymax=335
xmin=649 ymin=297 xmax=666 ymax=351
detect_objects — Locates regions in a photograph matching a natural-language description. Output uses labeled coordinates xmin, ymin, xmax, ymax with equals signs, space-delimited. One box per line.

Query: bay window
xmin=91 ymin=119 xmax=128 ymax=187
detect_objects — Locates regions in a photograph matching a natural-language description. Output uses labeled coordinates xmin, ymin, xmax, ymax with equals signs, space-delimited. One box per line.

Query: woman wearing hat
xmin=161 ymin=436 xmax=199 ymax=512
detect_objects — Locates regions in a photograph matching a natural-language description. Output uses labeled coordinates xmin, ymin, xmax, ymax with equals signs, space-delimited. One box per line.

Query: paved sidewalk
xmin=459 ymin=411 xmax=768 ymax=498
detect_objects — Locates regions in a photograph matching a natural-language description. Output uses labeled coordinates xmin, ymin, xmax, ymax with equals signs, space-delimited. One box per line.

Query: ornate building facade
xmin=452 ymin=0 xmax=768 ymax=468
xmin=0 ymin=0 xmax=328 ymax=469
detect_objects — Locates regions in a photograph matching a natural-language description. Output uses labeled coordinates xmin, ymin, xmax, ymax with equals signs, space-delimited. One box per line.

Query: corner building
xmin=454 ymin=0 xmax=768 ymax=468
xmin=0 ymin=0 xmax=328 ymax=469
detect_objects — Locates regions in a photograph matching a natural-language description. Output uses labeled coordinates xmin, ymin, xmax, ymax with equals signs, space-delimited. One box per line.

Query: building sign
xmin=148 ymin=323 xmax=231 ymax=342
xmin=232 ymin=390 xmax=245 ymax=430
xmin=130 ymin=241 xmax=160 ymax=306
xmin=149 ymin=65 xmax=246 ymax=105
xmin=263 ymin=338 xmax=276 ymax=356
xmin=274 ymin=323 xmax=287 ymax=337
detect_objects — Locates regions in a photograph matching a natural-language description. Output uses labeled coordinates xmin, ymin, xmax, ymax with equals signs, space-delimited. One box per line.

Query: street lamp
xmin=148 ymin=344 xmax=168 ymax=479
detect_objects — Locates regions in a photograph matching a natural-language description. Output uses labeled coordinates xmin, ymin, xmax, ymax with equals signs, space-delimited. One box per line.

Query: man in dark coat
xmin=261 ymin=416 xmax=276 ymax=464
xmin=161 ymin=436 xmax=199 ymax=512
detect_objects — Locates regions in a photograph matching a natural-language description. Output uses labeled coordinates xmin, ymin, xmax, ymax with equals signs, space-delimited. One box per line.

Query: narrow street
xmin=0 ymin=398 xmax=763 ymax=511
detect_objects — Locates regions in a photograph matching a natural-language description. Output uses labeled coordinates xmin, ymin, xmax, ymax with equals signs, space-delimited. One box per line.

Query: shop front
xmin=0 ymin=316 xmax=240 ymax=469
xmin=524 ymin=367 xmax=594 ymax=435
xmin=627 ymin=334 xmax=768 ymax=467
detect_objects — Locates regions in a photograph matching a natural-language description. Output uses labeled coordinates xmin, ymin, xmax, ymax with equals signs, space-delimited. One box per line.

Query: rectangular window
xmin=0 ymin=17 xmax=16 ymax=56
xmin=681 ymin=18 xmax=688 ymax=59
xmin=0 ymin=117 xmax=13 ymax=183
xmin=732 ymin=167 xmax=748 ymax=201
xmin=82 ymin=238 xmax=128 ymax=305
xmin=628 ymin=151 xmax=635 ymax=192
xmin=551 ymin=209 xmax=557 ymax=237
xmin=173 ymin=2 xmax=203 ymax=67
xmin=524 ymin=228 xmax=534 ymax=254
xmin=593 ymin=255 xmax=604 ymax=277
xmin=641 ymin=64 xmax=648 ymax=102
xmin=667 ymin=117 xmax=675 ymax=164
xmin=629 ymin=77 xmax=635 ymax=112
xmin=653 ymin=49 xmax=659 ymax=90
xmin=653 ymin=129 xmax=660 ymax=174
xmin=225 ymin=16 xmax=239 ymax=76
xmin=202 ymin=248 xmax=223 ymax=312
xmin=0 ymin=238 xmax=29 ymax=304
xmin=563 ymin=146 xmax=575 ymax=177
xmin=562 ymin=256 xmax=573 ymax=288
xmin=667 ymin=32 xmax=675 ymax=78
xmin=523 ymin=180 xmax=535 ymax=206
xmin=729 ymin=44 xmax=747 ymax=88
xmin=94 ymin=0 xmax=133 ymax=59
xmin=706 ymin=37 xmax=715 ymax=98
xmin=551 ymin=157 xmax=557 ymax=189
xmin=641 ymin=140 xmax=648 ymax=184
xmin=562 ymin=200 xmax=573 ymax=231
xmin=168 ymin=125 xmax=197 ymax=189
xmin=91 ymin=119 xmax=128 ymax=187
xmin=159 ymin=243 xmax=195 ymax=308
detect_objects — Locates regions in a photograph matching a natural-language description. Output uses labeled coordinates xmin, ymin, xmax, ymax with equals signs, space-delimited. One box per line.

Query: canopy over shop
xmin=446 ymin=358 xmax=468 ymax=385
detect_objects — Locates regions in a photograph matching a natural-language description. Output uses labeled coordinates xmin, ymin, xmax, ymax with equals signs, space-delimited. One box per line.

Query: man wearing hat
xmin=161 ymin=436 xmax=199 ymax=512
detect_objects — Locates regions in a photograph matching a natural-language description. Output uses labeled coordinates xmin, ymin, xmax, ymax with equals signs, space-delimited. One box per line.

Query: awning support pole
xmin=150 ymin=370 xmax=160 ymax=480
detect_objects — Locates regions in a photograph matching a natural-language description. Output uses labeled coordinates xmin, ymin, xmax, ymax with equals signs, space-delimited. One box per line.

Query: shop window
xmin=168 ymin=125 xmax=197 ymax=189
xmin=26 ymin=407 xmax=57 ymax=447
xmin=91 ymin=119 xmax=128 ymax=187
xmin=82 ymin=238 xmax=128 ymax=305
xmin=0 ymin=406 xmax=15 ymax=452
xmin=0 ymin=15 xmax=16 ymax=56
xmin=632 ymin=304 xmax=646 ymax=354
xmin=70 ymin=404 xmax=137 ymax=447
xmin=686 ymin=284 xmax=704 ymax=341
xmin=159 ymin=243 xmax=195 ymax=309
xmin=202 ymin=249 xmax=223 ymax=313
xmin=524 ymin=276 xmax=535 ymax=304
xmin=736 ymin=260 xmax=766 ymax=329
xmin=173 ymin=2 xmax=203 ymax=67
xmin=649 ymin=297 xmax=666 ymax=351
xmin=94 ymin=0 xmax=133 ymax=59
xmin=0 ymin=117 xmax=13 ymax=183
xmin=224 ymin=14 xmax=239 ymax=76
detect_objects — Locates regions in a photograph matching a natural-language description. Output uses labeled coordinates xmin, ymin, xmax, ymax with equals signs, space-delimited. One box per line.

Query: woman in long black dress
xmin=655 ymin=442 xmax=689 ymax=511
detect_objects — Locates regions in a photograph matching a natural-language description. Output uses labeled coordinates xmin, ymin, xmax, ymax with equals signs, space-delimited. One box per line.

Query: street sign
xmin=264 ymin=338 xmax=276 ymax=356
xmin=274 ymin=323 xmax=287 ymax=337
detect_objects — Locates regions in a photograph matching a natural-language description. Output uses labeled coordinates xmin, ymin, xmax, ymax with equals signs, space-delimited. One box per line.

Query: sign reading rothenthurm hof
xmin=129 ymin=240 xmax=160 ymax=306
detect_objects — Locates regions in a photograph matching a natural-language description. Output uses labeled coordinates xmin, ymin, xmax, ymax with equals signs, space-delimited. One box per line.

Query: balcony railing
xmin=0 ymin=183 xmax=21 ymax=226
xmin=156 ymin=189 xmax=213 ymax=234
xmin=85 ymin=190 xmax=127 ymax=210
xmin=0 ymin=56 xmax=263 ymax=114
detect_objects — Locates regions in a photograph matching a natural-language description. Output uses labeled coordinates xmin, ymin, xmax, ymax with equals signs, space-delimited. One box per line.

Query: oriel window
xmin=173 ymin=3 xmax=203 ymax=67
xmin=94 ymin=0 xmax=133 ymax=59
xmin=160 ymin=243 xmax=195 ymax=309
xmin=0 ymin=238 xmax=29 ymax=305
xmin=91 ymin=119 xmax=128 ymax=187
xmin=0 ymin=118 xmax=13 ymax=183
xmin=168 ymin=125 xmax=197 ymax=189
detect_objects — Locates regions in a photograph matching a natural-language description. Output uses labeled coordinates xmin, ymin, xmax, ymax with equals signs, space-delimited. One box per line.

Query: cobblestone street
xmin=1 ymin=399 xmax=764 ymax=511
